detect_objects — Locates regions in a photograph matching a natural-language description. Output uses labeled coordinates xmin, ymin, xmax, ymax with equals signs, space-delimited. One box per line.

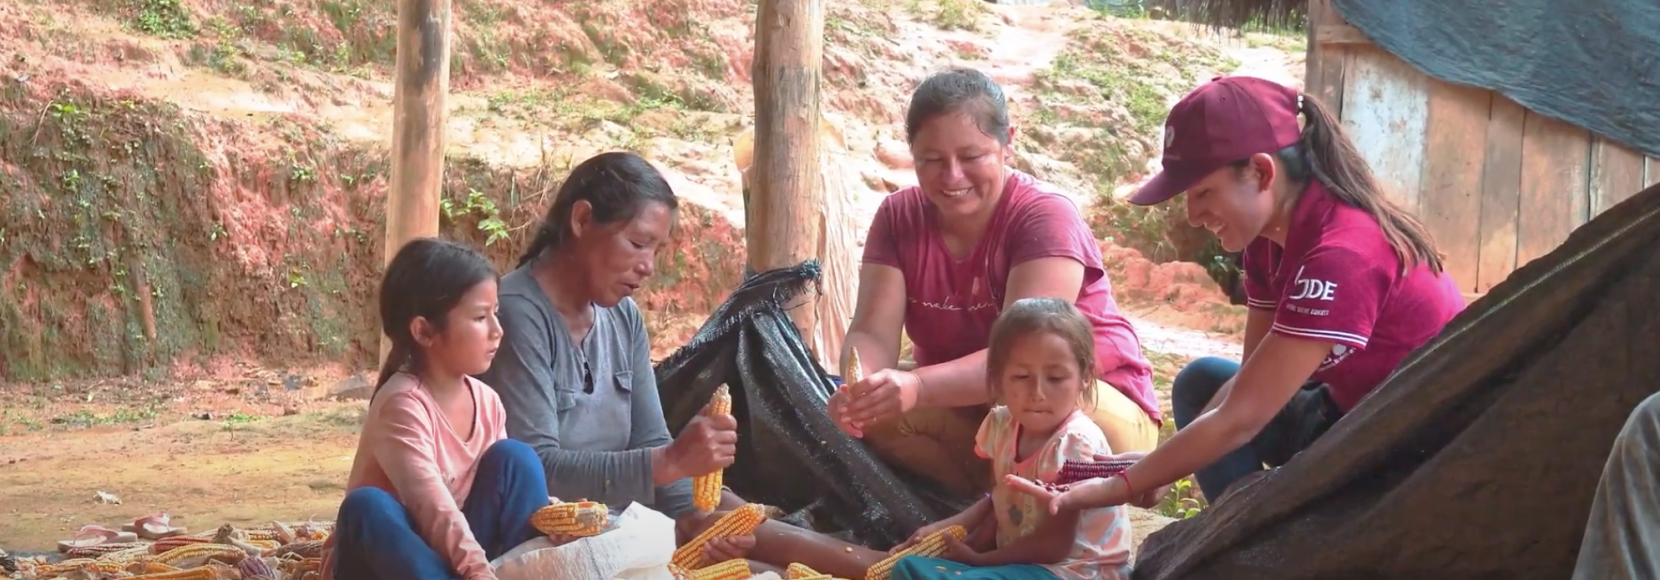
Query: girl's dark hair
xmin=986 ymin=297 xmax=1099 ymax=408
xmin=517 ymin=151 xmax=680 ymax=268
xmin=375 ymin=237 xmax=498 ymax=396
xmin=905 ymin=67 xmax=1011 ymax=146
xmin=1237 ymin=94 xmax=1446 ymax=275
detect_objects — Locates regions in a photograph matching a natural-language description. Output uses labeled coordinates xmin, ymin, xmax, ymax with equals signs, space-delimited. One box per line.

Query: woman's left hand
xmin=841 ymin=368 xmax=922 ymax=428
xmin=1003 ymin=474 xmax=1130 ymax=514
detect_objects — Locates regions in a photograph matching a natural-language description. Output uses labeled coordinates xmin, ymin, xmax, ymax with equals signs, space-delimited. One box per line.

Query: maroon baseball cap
xmin=1128 ymin=76 xmax=1303 ymax=206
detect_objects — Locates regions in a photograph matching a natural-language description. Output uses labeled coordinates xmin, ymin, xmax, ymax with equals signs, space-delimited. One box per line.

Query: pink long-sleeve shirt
xmin=320 ymin=372 xmax=509 ymax=580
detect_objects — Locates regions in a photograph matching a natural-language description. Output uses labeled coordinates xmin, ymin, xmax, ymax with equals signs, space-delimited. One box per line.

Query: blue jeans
xmin=1171 ymin=357 xmax=1343 ymax=503
xmin=332 ymin=439 xmax=548 ymax=580
xmin=891 ymin=556 xmax=1060 ymax=580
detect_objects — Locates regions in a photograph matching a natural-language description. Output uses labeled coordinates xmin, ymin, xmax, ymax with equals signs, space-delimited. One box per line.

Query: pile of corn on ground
xmin=2 ymin=521 xmax=332 ymax=580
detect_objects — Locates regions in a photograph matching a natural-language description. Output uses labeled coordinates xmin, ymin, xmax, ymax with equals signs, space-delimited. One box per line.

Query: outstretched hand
xmin=1087 ymin=451 xmax=1167 ymax=509
xmin=1003 ymin=473 xmax=1129 ymax=515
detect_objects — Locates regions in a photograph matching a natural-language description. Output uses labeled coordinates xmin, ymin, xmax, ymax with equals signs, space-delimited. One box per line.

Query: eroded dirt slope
xmin=0 ymin=0 xmax=1303 ymax=383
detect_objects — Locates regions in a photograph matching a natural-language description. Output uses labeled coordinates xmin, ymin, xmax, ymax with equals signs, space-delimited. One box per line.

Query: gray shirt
xmin=478 ymin=266 xmax=694 ymax=518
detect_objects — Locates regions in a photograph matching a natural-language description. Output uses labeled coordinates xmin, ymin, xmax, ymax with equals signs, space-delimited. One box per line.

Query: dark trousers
xmin=1171 ymin=356 xmax=1343 ymax=503
xmin=332 ymin=439 xmax=548 ymax=580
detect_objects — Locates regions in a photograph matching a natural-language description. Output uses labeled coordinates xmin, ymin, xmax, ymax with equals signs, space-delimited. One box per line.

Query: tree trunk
xmin=382 ymin=0 xmax=451 ymax=362
xmin=748 ymin=0 xmax=826 ymax=358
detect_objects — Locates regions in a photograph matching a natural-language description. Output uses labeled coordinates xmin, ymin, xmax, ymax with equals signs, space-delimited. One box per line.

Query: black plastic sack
xmin=1133 ymin=183 xmax=1660 ymax=579
xmin=655 ymin=260 xmax=970 ymax=548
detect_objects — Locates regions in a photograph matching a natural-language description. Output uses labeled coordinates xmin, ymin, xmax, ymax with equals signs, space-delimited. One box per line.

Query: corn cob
xmin=128 ymin=567 xmax=216 ymax=580
xmin=786 ymin=563 xmax=847 ymax=580
xmin=671 ymin=503 xmax=768 ymax=569
xmin=270 ymin=539 xmax=324 ymax=560
xmin=153 ymin=542 xmax=247 ymax=567
xmin=153 ymin=536 xmax=210 ymax=553
xmin=65 ymin=541 xmax=146 ymax=558
xmin=1054 ymin=459 xmax=1138 ymax=485
xmin=238 ymin=554 xmax=278 ymax=579
xmin=843 ymin=347 xmax=864 ymax=383
xmin=668 ymin=563 xmax=693 ymax=580
xmin=530 ymin=500 xmax=610 ymax=537
xmin=690 ymin=558 xmax=752 ymax=580
xmin=693 ymin=385 xmax=734 ymax=512
xmin=864 ymin=525 xmax=967 ymax=580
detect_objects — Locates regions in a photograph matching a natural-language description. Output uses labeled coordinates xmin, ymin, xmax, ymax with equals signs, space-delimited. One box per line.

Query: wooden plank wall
xmin=1308 ymin=10 xmax=1658 ymax=295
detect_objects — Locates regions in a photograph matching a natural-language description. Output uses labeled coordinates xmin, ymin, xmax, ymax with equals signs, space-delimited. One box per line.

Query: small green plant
xmin=441 ymin=188 xmax=511 ymax=247
xmin=131 ymin=0 xmax=198 ymax=39
xmin=1157 ymin=477 xmax=1207 ymax=519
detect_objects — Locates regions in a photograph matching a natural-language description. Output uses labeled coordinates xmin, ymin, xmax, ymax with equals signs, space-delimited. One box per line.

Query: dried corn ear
xmin=693 ymin=385 xmax=734 ymax=511
xmin=671 ymin=503 xmax=768 ymax=569
xmin=864 ymin=525 xmax=967 ymax=580
xmin=127 ymin=567 xmax=216 ymax=580
xmin=844 ymin=348 xmax=864 ymax=383
xmin=690 ymin=558 xmax=752 ymax=580
xmin=530 ymin=500 xmax=610 ymax=537
xmin=785 ymin=562 xmax=842 ymax=580
xmin=153 ymin=542 xmax=247 ymax=568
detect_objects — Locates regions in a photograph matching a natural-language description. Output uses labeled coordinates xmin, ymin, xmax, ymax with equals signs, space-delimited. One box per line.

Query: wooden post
xmin=382 ymin=0 xmax=451 ymax=361
xmin=749 ymin=0 xmax=826 ymax=351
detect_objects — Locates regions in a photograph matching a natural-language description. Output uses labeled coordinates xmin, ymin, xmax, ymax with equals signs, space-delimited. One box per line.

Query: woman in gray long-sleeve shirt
xmin=480 ymin=151 xmax=894 ymax=577
xmin=476 ymin=152 xmax=744 ymax=550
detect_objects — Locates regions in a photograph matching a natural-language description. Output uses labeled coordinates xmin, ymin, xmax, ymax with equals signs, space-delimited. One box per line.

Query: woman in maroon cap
xmin=827 ymin=67 xmax=1164 ymax=496
xmin=1006 ymin=75 xmax=1467 ymax=510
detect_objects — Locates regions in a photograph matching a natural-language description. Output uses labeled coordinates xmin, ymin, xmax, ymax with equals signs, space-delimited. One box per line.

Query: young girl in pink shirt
xmin=888 ymin=297 xmax=1134 ymax=580
xmin=321 ymin=238 xmax=550 ymax=580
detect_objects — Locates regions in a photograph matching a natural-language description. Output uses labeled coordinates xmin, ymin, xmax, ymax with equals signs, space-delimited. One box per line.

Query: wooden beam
xmin=749 ymin=0 xmax=826 ymax=352
xmin=383 ymin=0 xmax=451 ymax=359
xmin=1314 ymin=23 xmax=1370 ymax=46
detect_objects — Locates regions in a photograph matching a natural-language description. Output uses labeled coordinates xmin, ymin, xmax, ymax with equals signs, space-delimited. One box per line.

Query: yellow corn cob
xmin=668 ymin=563 xmax=693 ymax=580
xmin=690 ymin=558 xmax=752 ymax=580
xmin=671 ymin=503 xmax=768 ymax=569
xmin=154 ymin=542 xmax=248 ymax=567
xmin=693 ymin=385 xmax=734 ymax=512
xmin=843 ymin=347 xmax=864 ymax=383
xmin=247 ymin=538 xmax=281 ymax=551
xmin=530 ymin=500 xmax=610 ymax=537
xmin=864 ymin=525 xmax=967 ymax=580
xmin=785 ymin=562 xmax=842 ymax=580
xmin=127 ymin=567 xmax=216 ymax=580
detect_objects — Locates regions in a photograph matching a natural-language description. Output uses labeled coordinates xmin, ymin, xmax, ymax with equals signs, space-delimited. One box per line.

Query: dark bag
xmin=654 ymin=260 xmax=972 ymax=548
xmin=1133 ymin=183 xmax=1660 ymax=579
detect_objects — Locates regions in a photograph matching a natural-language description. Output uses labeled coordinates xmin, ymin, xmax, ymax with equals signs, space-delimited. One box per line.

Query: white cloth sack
xmin=492 ymin=502 xmax=679 ymax=580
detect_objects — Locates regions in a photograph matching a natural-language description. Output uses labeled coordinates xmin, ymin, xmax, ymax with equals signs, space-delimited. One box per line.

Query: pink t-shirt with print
xmin=975 ymin=407 xmax=1133 ymax=580
xmin=1242 ymin=182 xmax=1467 ymax=413
xmin=862 ymin=171 xmax=1161 ymax=424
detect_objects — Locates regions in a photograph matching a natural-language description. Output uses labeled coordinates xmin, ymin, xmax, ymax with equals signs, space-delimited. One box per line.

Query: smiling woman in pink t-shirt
xmin=1004 ymin=76 xmax=1467 ymax=513
xmin=827 ymin=68 xmax=1162 ymax=496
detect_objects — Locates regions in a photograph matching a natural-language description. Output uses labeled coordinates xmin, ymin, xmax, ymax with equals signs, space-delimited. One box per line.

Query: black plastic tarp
xmin=1333 ymin=0 xmax=1660 ymax=159
xmin=654 ymin=261 xmax=970 ymax=548
xmin=1132 ymin=183 xmax=1660 ymax=579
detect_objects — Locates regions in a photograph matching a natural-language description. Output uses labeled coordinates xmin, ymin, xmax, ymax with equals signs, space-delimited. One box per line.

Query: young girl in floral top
xmin=889 ymin=297 xmax=1134 ymax=580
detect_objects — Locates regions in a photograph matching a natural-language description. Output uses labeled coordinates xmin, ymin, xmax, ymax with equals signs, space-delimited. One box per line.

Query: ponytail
xmin=373 ymin=341 xmax=413 ymax=400
xmin=516 ymin=224 xmax=560 ymax=269
xmin=1286 ymin=93 xmax=1446 ymax=276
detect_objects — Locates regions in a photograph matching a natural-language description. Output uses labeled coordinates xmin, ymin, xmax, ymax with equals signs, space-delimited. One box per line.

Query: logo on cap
xmin=1163 ymin=124 xmax=1178 ymax=160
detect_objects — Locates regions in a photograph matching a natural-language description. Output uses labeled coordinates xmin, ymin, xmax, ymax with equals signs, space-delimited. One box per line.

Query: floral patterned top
xmin=975 ymin=406 xmax=1133 ymax=580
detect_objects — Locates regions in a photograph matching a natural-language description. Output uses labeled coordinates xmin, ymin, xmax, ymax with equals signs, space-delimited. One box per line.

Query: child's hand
xmin=704 ymin=534 xmax=756 ymax=562
xmin=941 ymin=533 xmax=984 ymax=566
xmin=890 ymin=521 xmax=949 ymax=554
xmin=1003 ymin=473 xmax=1129 ymax=514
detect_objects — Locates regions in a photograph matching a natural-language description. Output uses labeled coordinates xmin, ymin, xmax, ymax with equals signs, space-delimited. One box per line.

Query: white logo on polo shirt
xmin=1288 ymin=265 xmax=1337 ymax=301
